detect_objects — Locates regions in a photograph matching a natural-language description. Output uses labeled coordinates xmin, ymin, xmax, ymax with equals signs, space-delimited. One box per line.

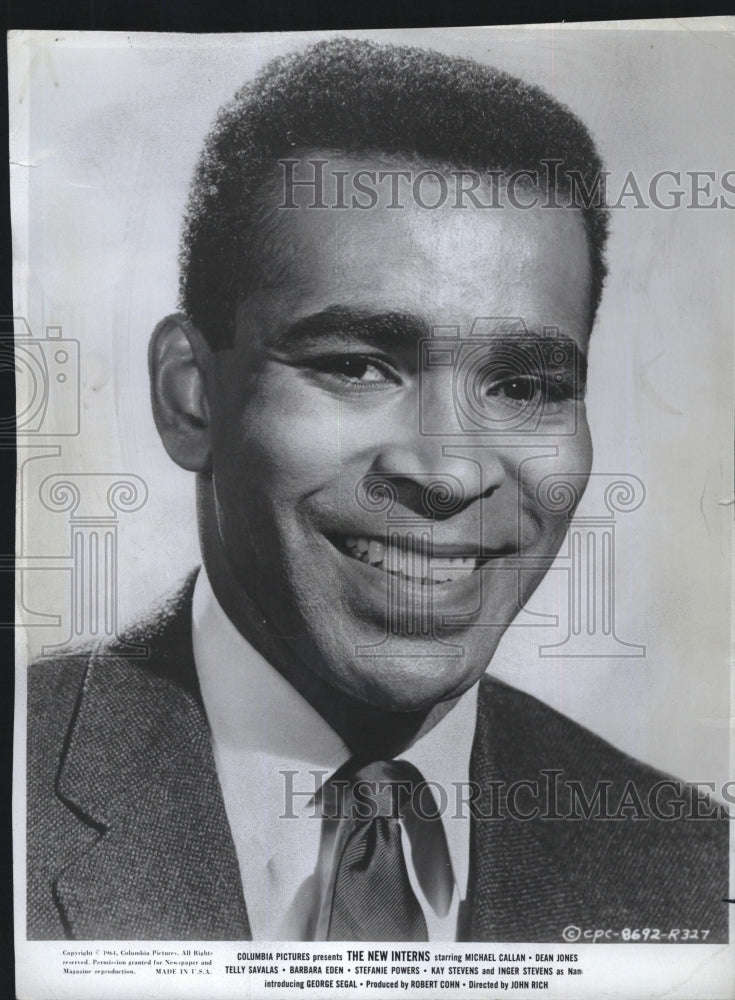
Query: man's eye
xmin=482 ymin=372 xmax=578 ymax=410
xmin=309 ymin=355 xmax=399 ymax=390
xmin=485 ymin=375 xmax=542 ymax=403
xmin=492 ymin=376 xmax=539 ymax=402
xmin=329 ymin=357 xmax=388 ymax=382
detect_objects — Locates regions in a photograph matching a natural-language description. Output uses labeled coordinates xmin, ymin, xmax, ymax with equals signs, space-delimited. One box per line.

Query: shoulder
xmin=27 ymin=570 xmax=201 ymax=800
xmin=473 ymin=674 xmax=729 ymax=941
xmin=28 ymin=652 xmax=88 ymax=725
xmin=26 ymin=574 xmax=203 ymax=938
xmin=475 ymin=672 xmax=728 ymax=828
xmin=28 ymin=569 xmax=200 ymax=713
xmin=476 ymin=673 xmax=707 ymax=791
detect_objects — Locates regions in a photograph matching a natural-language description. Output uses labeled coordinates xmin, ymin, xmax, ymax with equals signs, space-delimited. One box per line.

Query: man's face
xmin=203 ymin=156 xmax=593 ymax=713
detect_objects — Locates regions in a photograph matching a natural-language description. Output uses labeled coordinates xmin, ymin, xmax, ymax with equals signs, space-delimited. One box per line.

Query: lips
xmin=339 ymin=535 xmax=482 ymax=585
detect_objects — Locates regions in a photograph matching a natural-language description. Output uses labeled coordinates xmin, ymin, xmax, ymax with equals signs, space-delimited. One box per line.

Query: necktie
xmin=324 ymin=759 xmax=451 ymax=941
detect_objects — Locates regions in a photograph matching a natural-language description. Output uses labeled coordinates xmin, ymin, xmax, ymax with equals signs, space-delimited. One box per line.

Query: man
xmin=27 ymin=37 xmax=728 ymax=941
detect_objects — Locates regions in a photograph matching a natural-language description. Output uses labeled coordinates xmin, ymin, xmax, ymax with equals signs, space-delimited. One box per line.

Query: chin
xmin=328 ymin=644 xmax=488 ymax=714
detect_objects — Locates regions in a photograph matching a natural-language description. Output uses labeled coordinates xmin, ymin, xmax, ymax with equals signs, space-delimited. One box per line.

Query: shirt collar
xmin=399 ymin=683 xmax=477 ymax=897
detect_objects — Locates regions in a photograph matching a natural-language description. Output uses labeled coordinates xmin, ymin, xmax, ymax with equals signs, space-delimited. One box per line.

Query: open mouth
xmin=333 ymin=535 xmax=487 ymax=586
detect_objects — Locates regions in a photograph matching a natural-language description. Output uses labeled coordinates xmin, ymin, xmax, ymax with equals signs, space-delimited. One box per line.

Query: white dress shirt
xmin=192 ymin=568 xmax=478 ymax=940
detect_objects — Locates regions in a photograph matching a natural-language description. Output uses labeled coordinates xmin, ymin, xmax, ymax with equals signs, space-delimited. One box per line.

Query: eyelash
xmin=307 ymin=354 xmax=401 ymax=392
xmin=484 ymin=371 xmax=581 ymax=405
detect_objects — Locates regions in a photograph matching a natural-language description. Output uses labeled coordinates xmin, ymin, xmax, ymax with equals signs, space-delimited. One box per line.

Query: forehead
xmin=240 ymin=154 xmax=593 ymax=345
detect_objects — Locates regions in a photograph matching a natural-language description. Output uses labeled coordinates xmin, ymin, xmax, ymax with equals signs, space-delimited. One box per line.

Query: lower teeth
xmin=345 ymin=549 xmax=471 ymax=584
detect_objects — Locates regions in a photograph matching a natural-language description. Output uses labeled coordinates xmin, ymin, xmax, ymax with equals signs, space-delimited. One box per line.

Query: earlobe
xmin=148 ymin=314 xmax=212 ymax=473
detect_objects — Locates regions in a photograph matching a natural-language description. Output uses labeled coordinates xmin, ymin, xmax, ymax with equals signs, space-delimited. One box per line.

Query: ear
xmin=148 ymin=313 xmax=212 ymax=473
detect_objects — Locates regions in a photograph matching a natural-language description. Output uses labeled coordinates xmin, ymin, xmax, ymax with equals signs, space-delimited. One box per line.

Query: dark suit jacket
xmin=27 ymin=576 xmax=729 ymax=941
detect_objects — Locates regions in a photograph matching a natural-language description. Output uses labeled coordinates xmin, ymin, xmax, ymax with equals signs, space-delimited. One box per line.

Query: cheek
xmin=568 ymin=413 xmax=593 ymax=478
xmin=537 ymin=408 xmax=593 ymax=477
xmin=211 ymin=387 xmax=351 ymax=523
xmin=244 ymin=410 xmax=346 ymax=494
xmin=517 ymin=413 xmax=593 ymax=532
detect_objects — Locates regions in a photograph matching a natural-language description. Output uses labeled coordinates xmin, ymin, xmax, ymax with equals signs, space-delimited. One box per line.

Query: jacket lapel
xmin=52 ymin=579 xmax=251 ymax=940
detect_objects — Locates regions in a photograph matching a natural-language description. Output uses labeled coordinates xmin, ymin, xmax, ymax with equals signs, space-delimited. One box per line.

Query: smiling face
xmin=192 ymin=156 xmax=594 ymax=713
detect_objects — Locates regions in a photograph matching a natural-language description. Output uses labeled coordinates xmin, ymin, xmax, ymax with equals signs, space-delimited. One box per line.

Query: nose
xmin=370 ymin=393 xmax=506 ymax=516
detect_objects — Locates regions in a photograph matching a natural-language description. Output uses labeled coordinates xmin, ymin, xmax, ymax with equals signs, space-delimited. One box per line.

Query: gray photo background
xmin=11 ymin=24 xmax=734 ymax=790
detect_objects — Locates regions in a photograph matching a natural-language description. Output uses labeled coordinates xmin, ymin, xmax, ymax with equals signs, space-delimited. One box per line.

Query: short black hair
xmin=181 ymin=36 xmax=609 ymax=349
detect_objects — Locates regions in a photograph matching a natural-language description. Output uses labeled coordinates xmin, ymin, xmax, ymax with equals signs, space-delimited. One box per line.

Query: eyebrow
xmin=273 ymin=305 xmax=587 ymax=368
xmin=273 ymin=306 xmax=433 ymax=352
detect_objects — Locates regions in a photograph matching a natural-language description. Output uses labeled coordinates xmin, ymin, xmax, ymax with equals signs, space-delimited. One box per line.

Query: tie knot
xmin=322 ymin=758 xmax=442 ymax=823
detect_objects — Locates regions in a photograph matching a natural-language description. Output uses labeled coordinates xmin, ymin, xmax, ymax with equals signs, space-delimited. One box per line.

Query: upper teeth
xmin=344 ymin=537 xmax=479 ymax=583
